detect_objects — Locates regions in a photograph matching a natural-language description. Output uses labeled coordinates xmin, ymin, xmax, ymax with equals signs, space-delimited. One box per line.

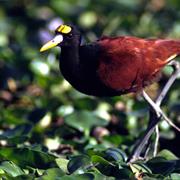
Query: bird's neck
xmin=60 ymin=44 xmax=81 ymax=84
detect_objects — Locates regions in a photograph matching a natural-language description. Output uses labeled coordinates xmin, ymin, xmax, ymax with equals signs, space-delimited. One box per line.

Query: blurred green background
xmin=0 ymin=0 xmax=180 ymax=179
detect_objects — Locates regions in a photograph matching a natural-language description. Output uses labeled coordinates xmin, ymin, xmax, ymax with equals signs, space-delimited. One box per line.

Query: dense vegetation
xmin=0 ymin=0 xmax=180 ymax=179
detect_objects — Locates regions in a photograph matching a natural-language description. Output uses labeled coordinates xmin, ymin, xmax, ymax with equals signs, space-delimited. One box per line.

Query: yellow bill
xmin=40 ymin=35 xmax=63 ymax=52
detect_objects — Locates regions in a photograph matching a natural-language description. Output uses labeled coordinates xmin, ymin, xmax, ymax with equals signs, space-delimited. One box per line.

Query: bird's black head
xmin=40 ymin=24 xmax=81 ymax=52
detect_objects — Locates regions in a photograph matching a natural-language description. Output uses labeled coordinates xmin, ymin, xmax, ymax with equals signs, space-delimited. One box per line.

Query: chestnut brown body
xmin=97 ymin=37 xmax=180 ymax=94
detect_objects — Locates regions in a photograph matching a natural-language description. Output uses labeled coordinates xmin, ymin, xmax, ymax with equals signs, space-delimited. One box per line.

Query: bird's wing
xmin=95 ymin=37 xmax=180 ymax=91
xmin=96 ymin=37 xmax=145 ymax=91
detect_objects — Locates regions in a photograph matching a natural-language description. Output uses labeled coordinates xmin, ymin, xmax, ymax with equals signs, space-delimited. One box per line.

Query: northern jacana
xmin=40 ymin=24 xmax=180 ymax=161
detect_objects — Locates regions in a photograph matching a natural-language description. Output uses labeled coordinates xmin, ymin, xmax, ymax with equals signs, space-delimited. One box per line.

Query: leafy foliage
xmin=0 ymin=0 xmax=180 ymax=179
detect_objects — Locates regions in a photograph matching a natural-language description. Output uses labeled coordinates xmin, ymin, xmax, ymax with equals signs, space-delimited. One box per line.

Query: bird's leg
xmin=144 ymin=125 xmax=160 ymax=157
xmin=153 ymin=125 xmax=160 ymax=157
xmin=152 ymin=60 xmax=180 ymax=156
xmin=142 ymin=91 xmax=180 ymax=131
xmin=156 ymin=60 xmax=180 ymax=106
xmin=128 ymin=61 xmax=180 ymax=162
xmin=127 ymin=93 xmax=162 ymax=163
xmin=141 ymin=64 xmax=180 ymax=156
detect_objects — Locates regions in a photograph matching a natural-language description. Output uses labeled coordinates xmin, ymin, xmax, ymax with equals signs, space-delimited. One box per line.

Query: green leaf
xmin=64 ymin=111 xmax=108 ymax=134
xmin=0 ymin=147 xmax=56 ymax=168
xmin=60 ymin=173 xmax=94 ymax=180
xmin=0 ymin=124 xmax=32 ymax=138
xmin=168 ymin=173 xmax=180 ymax=180
xmin=147 ymin=157 xmax=180 ymax=176
xmin=91 ymin=155 xmax=113 ymax=166
xmin=73 ymin=97 xmax=98 ymax=111
xmin=0 ymin=161 xmax=25 ymax=177
xmin=36 ymin=168 xmax=65 ymax=180
xmin=91 ymin=155 xmax=132 ymax=178
xmin=14 ymin=175 xmax=35 ymax=180
xmin=130 ymin=162 xmax=152 ymax=174
xmin=1 ymin=109 xmax=27 ymax=125
xmin=55 ymin=158 xmax=69 ymax=173
xmin=91 ymin=155 xmax=115 ymax=176
xmin=60 ymin=172 xmax=116 ymax=180
xmin=0 ymin=173 xmax=13 ymax=179
xmin=105 ymin=148 xmax=127 ymax=162
xmin=3 ymin=136 xmax=29 ymax=144
xmin=103 ymin=135 xmax=125 ymax=146
xmin=92 ymin=172 xmax=115 ymax=180
xmin=0 ymin=124 xmax=32 ymax=144
xmin=157 ymin=149 xmax=178 ymax=160
xmin=67 ymin=155 xmax=91 ymax=174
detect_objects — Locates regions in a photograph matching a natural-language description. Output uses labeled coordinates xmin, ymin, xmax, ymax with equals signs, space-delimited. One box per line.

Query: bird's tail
xmin=156 ymin=40 xmax=180 ymax=63
xmin=166 ymin=53 xmax=178 ymax=62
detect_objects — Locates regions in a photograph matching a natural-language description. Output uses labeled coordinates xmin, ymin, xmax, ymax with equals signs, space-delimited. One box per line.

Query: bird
xmin=40 ymin=24 xmax=180 ymax=161
xmin=40 ymin=24 xmax=179 ymax=96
